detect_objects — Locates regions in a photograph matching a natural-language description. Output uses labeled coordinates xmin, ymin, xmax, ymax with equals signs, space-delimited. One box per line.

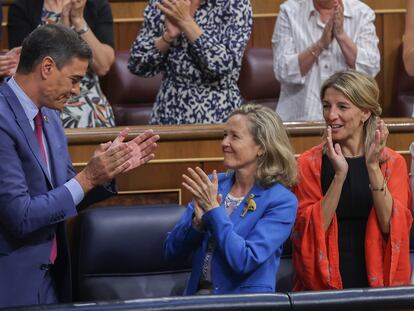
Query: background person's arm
xmin=71 ymin=0 xmax=115 ymax=76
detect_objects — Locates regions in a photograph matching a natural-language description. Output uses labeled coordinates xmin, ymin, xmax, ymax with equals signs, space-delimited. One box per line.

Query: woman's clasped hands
xmin=319 ymin=0 xmax=345 ymax=49
xmin=156 ymin=0 xmax=195 ymax=26
xmin=182 ymin=167 xmax=222 ymax=227
xmin=61 ymin=0 xmax=87 ymax=30
xmin=156 ymin=0 xmax=201 ymax=43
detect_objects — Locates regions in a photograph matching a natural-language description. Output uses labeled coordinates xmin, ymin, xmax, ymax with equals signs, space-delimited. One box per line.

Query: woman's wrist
xmin=369 ymin=178 xmax=387 ymax=192
xmin=191 ymin=213 xmax=205 ymax=231
xmin=366 ymin=162 xmax=381 ymax=173
xmin=161 ymin=32 xmax=174 ymax=45
xmin=333 ymin=172 xmax=347 ymax=183
xmin=335 ymin=30 xmax=348 ymax=43
xmin=309 ymin=41 xmax=324 ymax=60
xmin=179 ymin=19 xmax=202 ymax=43
xmin=72 ymin=18 xmax=87 ymax=32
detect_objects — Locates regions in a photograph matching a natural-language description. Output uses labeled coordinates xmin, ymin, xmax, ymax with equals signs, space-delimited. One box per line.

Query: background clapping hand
xmin=0 ymin=47 xmax=21 ymax=78
xmin=157 ymin=0 xmax=200 ymax=38
xmin=319 ymin=17 xmax=334 ymax=49
xmin=156 ymin=0 xmax=192 ymax=27
xmin=61 ymin=0 xmax=72 ymax=27
xmin=60 ymin=0 xmax=87 ymax=29
xmin=69 ymin=0 xmax=87 ymax=28
xmin=333 ymin=0 xmax=345 ymax=39
xmin=366 ymin=118 xmax=388 ymax=169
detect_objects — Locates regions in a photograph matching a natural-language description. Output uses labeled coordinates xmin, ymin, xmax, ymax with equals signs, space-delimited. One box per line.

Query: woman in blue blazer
xmin=165 ymin=104 xmax=298 ymax=294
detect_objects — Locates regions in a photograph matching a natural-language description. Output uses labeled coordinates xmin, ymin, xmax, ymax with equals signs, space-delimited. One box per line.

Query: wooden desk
xmin=66 ymin=118 xmax=414 ymax=207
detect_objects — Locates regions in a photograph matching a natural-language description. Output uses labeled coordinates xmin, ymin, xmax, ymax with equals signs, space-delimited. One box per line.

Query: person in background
xmin=272 ymin=0 xmax=380 ymax=121
xmin=292 ymin=70 xmax=412 ymax=290
xmin=8 ymin=0 xmax=116 ymax=128
xmin=128 ymin=0 xmax=252 ymax=125
xmin=165 ymin=104 xmax=298 ymax=294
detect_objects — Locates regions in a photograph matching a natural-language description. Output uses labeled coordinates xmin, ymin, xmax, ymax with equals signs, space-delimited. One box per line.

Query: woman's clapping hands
xmin=182 ymin=167 xmax=221 ymax=212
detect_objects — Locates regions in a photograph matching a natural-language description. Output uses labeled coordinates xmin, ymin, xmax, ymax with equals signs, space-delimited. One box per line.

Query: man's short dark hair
xmin=17 ymin=24 xmax=93 ymax=74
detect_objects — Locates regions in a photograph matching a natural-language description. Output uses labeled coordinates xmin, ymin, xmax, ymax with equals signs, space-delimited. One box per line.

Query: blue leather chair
xmin=72 ymin=204 xmax=191 ymax=302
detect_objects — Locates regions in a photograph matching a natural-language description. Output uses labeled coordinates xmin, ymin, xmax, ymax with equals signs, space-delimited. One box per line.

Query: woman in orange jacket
xmin=292 ymin=70 xmax=412 ymax=290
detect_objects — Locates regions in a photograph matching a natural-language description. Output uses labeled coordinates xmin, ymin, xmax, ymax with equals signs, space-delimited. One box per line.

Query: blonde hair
xmin=320 ymin=70 xmax=382 ymax=155
xmin=228 ymin=104 xmax=297 ymax=188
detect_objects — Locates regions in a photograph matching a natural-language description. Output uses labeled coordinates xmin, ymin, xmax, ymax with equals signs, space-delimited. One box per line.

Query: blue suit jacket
xmin=0 ymin=83 xmax=113 ymax=307
xmin=165 ymin=172 xmax=298 ymax=294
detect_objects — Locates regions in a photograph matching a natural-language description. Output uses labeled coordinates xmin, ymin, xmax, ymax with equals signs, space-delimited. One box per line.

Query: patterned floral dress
xmin=42 ymin=9 xmax=115 ymax=128
xmin=129 ymin=0 xmax=252 ymax=125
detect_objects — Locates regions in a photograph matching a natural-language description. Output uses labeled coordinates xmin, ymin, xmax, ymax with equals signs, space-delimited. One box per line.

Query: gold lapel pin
xmin=241 ymin=194 xmax=256 ymax=217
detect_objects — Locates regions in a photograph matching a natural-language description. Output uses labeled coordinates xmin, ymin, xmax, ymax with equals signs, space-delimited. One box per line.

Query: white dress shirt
xmin=272 ymin=0 xmax=380 ymax=121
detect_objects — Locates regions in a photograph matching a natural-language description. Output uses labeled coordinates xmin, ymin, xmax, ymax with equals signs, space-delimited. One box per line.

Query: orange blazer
xmin=292 ymin=144 xmax=412 ymax=290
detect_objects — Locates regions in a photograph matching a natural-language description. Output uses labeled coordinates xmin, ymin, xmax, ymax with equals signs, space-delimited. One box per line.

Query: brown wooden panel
xmin=111 ymin=2 xmax=146 ymax=19
xmin=155 ymin=140 xmax=222 ymax=159
xmin=363 ymin=0 xmax=405 ymax=11
xmin=251 ymin=0 xmax=280 ymax=15
xmin=203 ymin=161 xmax=226 ymax=174
xmin=118 ymin=162 xmax=202 ymax=204
xmin=382 ymin=13 xmax=405 ymax=116
xmin=114 ymin=21 xmax=142 ymax=51
xmin=250 ymin=17 xmax=275 ymax=49
xmin=91 ymin=191 xmax=180 ymax=207
xmin=1 ymin=25 xmax=7 ymax=50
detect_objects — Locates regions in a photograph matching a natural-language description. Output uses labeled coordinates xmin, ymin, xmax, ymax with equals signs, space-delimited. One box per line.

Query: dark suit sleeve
xmin=7 ymin=0 xmax=39 ymax=48
xmin=77 ymin=181 xmax=117 ymax=211
xmin=86 ymin=0 xmax=114 ymax=47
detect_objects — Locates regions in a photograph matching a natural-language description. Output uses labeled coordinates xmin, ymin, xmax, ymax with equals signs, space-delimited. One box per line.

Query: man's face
xmin=41 ymin=56 xmax=88 ymax=111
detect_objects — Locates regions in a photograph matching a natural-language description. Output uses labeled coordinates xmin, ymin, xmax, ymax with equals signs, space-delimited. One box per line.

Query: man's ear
xmin=40 ymin=56 xmax=55 ymax=79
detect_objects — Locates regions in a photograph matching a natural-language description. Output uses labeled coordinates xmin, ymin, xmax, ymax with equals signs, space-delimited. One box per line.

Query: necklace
xmin=344 ymin=154 xmax=364 ymax=159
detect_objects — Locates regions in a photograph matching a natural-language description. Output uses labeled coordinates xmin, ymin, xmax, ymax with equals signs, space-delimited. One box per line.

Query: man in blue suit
xmin=0 ymin=24 xmax=159 ymax=308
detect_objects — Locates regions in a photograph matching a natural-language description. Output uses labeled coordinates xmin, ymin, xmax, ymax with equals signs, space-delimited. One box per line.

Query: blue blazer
xmin=0 ymin=83 xmax=113 ymax=307
xmin=165 ymin=172 xmax=298 ymax=294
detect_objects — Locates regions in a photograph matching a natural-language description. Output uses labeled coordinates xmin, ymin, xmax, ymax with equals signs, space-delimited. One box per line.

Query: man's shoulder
xmin=0 ymin=84 xmax=15 ymax=117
